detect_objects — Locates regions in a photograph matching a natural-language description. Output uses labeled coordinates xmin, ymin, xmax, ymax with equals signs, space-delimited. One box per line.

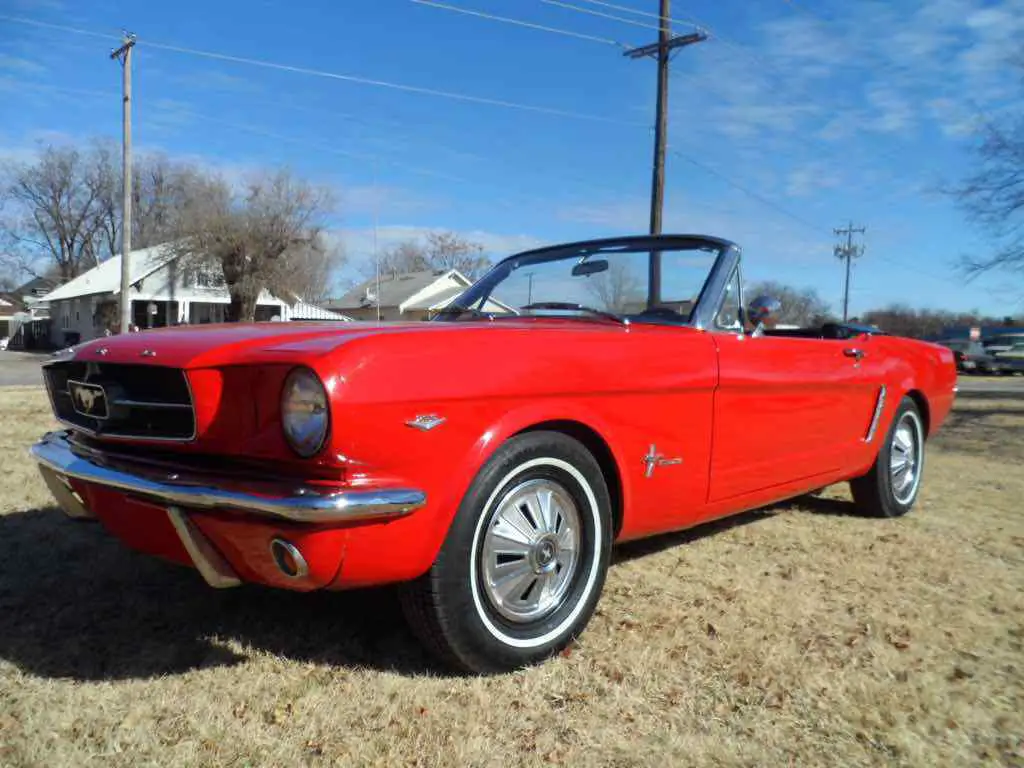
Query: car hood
xmin=59 ymin=319 xmax=643 ymax=369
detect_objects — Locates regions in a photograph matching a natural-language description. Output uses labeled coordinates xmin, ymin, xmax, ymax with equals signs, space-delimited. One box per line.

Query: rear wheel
xmin=400 ymin=431 xmax=612 ymax=674
xmin=850 ymin=396 xmax=925 ymax=518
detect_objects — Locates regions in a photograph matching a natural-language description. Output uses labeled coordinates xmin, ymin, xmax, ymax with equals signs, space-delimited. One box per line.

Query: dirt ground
xmin=0 ymin=386 xmax=1021 ymax=767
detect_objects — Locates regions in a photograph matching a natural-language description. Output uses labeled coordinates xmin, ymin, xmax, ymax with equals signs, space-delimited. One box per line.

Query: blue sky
xmin=1 ymin=0 xmax=1022 ymax=316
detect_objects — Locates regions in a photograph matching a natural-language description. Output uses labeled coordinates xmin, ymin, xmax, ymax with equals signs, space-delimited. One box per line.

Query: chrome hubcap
xmin=480 ymin=478 xmax=581 ymax=624
xmin=890 ymin=413 xmax=922 ymax=504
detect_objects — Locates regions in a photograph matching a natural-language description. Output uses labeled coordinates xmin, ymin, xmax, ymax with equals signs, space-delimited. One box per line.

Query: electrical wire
xmin=569 ymin=0 xmax=705 ymax=31
xmin=667 ymin=147 xmax=962 ymax=285
xmin=1 ymin=14 xmax=646 ymax=127
xmin=538 ymin=0 xmax=666 ymax=34
xmin=409 ymin=0 xmax=626 ymax=47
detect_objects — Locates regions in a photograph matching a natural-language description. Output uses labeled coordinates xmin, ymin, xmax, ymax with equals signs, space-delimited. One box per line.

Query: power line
xmin=570 ymin=0 xmax=705 ymax=31
xmin=1 ymin=14 xmax=646 ymax=127
xmin=140 ymin=39 xmax=646 ymax=125
xmin=410 ymin=0 xmax=626 ymax=47
xmin=0 ymin=13 xmax=123 ymax=41
xmin=538 ymin=0 xmax=667 ymax=33
xmin=666 ymin=147 xmax=826 ymax=234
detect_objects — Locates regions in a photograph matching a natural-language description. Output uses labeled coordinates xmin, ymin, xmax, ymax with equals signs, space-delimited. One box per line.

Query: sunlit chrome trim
xmin=30 ymin=430 xmax=427 ymax=524
xmin=269 ymin=538 xmax=310 ymax=579
xmin=690 ymin=243 xmax=743 ymax=331
xmin=642 ymin=443 xmax=683 ymax=478
xmin=167 ymin=506 xmax=243 ymax=588
xmin=865 ymin=385 xmax=887 ymax=443
xmin=111 ymin=399 xmax=193 ymax=410
xmin=406 ymin=414 xmax=446 ymax=431
xmin=37 ymin=465 xmax=94 ymax=520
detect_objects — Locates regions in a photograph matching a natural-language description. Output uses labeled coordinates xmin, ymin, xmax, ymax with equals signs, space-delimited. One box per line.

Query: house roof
xmin=288 ymin=300 xmax=354 ymax=321
xmin=401 ymin=284 xmax=466 ymax=312
xmin=326 ymin=269 xmax=470 ymax=311
xmin=41 ymin=244 xmax=176 ymax=303
xmin=15 ymin=275 xmax=57 ymax=299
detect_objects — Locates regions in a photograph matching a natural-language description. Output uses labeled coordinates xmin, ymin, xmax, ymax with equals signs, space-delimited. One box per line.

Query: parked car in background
xmin=983 ymin=333 xmax=1024 ymax=355
xmin=941 ymin=339 xmax=1000 ymax=374
xmin=30 ymin=234 xmax=958 ymax=673
xmin=992 ymin=341 xmax=1024 ymax=374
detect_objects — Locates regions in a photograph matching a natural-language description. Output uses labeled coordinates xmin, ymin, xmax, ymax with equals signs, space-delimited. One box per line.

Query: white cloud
xmin=0 ymin=55 xmax=46 ymax=76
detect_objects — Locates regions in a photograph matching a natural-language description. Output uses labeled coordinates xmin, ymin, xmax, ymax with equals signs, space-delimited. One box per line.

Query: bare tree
xmin=423 ymin=231 xmax=490 ymax=277
xmin=0 ymin=270 xmax=17 ymax=293
xmin=172 ymin=169 xmax=338 ymax=322
xmin=0 ymin=144 xmax=108 ymax=281
xmin=861 ymin=305 xmax=1017 ymax=338
xmin=94 ymin=146 xmax=210 ymax=257
xmin=373 ymin=240 xmax=432 ymax=277
xmin=287 ymin=240 xmax=345 ymax=304
xmin=953 ymin=54 xmax=1023 ymax=282
xmin=584 ymin=261 xmax=644 ymax=313
xmin=363 ymin=231 xmax=489 ymax=279
xmin=747 ymin=280 xmax=834 ymax=326
xmin=956 ymin=116 xmax=1024 ymax=280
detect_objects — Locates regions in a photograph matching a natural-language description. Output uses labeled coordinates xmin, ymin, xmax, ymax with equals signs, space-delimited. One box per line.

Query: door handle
xmin=844 ymin=348 xmax=865 ymax=361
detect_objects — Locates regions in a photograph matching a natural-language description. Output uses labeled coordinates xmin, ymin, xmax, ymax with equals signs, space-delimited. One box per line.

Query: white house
xmin=40 ymin=243 xmax=351 ymax=347
xmin=326 ymin=268 xmax=512 ymax=321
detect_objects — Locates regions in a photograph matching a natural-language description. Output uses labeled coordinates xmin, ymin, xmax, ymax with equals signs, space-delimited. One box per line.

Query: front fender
xmin=327 ymin=396 xmax=630 ymax=588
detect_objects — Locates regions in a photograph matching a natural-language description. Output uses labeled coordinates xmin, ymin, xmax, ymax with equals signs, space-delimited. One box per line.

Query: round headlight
xmin=281 ymin=367 xmax=329 ymax=457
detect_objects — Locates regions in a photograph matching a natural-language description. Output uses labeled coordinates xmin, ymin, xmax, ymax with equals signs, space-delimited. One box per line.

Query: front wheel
xmin=850 ymin=396 xmax=926 ymax=518
xmin=400 ymin=431 xmax=612 ymax=674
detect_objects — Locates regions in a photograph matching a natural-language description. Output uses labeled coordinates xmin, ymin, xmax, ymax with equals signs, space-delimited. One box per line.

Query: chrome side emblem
xmin=140 ymin=349 xmax=156 ymax=358
xmin=864 ymin=385 xmax=887 ymax=443
xmin=642 ymin=444 xmax=682 ymax=478
xmin=96 ymin=347 xmax=109 ymax=356
xmin=406 ymin=414 xmax=446 ymax=431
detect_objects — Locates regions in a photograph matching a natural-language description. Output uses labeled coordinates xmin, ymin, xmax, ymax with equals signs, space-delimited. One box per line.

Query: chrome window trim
xmin=691 ymin=244 xmax=743 ymax=332
xmin=708 ymin=260 xmax=745 ymax=334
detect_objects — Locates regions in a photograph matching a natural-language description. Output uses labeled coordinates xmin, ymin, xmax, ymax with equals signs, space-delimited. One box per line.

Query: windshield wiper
xmin=434 ymin=304 xmax=494 ymax=321
xmin=521 ymin=302 xmax=627 ymax=325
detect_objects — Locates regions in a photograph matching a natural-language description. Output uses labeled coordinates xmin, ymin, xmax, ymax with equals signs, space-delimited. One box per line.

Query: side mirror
xmin=746 ymin=295 xmax=782 ymax=336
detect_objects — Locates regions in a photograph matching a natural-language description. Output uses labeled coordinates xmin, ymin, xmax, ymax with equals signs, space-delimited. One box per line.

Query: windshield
xmin=441 ymin=238 xmax=727 ymax=323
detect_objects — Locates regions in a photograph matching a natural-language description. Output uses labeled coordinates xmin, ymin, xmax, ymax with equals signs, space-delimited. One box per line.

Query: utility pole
xmin=111 ymin=32 xmax=136 ymax=334
xmin=625 ymin=1 xmax=706 ymax=235
xmin=833 ymin=221 xmax=866 ymax=322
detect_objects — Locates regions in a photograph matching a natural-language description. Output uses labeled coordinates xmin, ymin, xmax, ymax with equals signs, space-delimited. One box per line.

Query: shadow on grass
xmin=0 ymin=507 xmax=434 ymax=682
xmin=612 ymin=509 xmax=773 ymax=564
xmin=0 ymin=492 xmax=867 ymax=682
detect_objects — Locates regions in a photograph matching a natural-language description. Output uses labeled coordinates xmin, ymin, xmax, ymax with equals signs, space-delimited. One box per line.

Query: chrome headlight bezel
xmin=280 ymin=367 xmax=330 ymax=458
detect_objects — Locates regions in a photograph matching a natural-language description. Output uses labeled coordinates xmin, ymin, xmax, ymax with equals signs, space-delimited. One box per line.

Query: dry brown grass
xmin=1 ymin=387 xmax=1022 ymax=767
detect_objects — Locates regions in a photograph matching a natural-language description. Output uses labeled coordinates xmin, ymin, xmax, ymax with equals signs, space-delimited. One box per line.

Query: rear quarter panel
xmin=850 ymin=334 xmax=957 ymax=474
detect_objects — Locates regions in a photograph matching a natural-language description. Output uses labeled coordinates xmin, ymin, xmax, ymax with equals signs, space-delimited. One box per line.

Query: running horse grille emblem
xmin=67 ymin=381 xmax=109 ymax=420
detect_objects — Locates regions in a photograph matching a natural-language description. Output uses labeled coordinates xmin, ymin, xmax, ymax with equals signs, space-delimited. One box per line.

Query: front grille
xmin=45 ymin=361 xmax=196 ymax=441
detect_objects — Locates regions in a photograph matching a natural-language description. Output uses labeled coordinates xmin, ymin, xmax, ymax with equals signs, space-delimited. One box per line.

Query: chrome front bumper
xmin=30 ymin=430 xmax=427 ymax=524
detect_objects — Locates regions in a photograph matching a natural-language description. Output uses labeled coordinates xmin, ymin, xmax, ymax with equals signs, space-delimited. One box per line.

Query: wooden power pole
xmin=833 ymin=221 xmax=866 ymax=322
xmin=111 ymin=33 xmax=136 ymax=334
xmin=625 ymin=1 xmax=706 ymax=235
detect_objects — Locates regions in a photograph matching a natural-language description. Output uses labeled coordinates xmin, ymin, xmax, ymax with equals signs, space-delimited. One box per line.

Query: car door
xmin=709 ymin=325 xmax=881 ymax=504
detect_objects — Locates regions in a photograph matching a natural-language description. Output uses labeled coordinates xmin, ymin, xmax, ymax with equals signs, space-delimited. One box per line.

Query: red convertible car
xmin=31 ymin=235 xmax=957 ymax=673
